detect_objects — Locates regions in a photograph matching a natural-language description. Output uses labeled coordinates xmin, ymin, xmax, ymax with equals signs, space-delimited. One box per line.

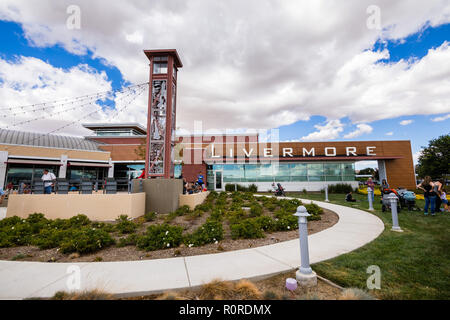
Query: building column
xmin=59 ymin=155 xmax=68 ymax=179
xmin=0 ymin=151 xmax=8 ymax=190
xmin=108 ymin=159 xmax=114 ymax=178
xmin=377 ymin=160 xmax=387 ymax=182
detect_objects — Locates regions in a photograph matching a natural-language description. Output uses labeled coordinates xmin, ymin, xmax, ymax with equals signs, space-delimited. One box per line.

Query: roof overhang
xmin=144 ymin=49 xmax=183 ymax=68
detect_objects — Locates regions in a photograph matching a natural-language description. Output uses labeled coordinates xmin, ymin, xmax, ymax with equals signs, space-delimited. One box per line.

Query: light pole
xmin=389 ymin=193 xmax=403 ymax=232
xmin=294 ymin=206 xmax=317 ymax=287
xmin=368 ymin=188 xmax=374 ymax=211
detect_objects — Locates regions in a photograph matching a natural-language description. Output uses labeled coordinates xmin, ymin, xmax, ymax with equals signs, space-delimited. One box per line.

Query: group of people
xmin=417 ymin=176 xmax=448 ymax=216
xmin=182 ymin=171 xmax=206 ymax=195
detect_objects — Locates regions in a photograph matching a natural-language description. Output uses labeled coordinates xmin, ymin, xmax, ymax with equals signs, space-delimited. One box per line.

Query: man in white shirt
xmin=42 ymin=169 xmax=56 ymax=194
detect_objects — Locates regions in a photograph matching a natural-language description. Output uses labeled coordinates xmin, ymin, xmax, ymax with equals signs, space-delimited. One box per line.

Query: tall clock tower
xmin=143 ymin=49 xmax=183 ymax=179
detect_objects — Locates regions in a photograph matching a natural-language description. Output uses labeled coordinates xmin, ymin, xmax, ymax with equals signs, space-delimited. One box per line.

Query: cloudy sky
xmin=0 ymin=0 xmax=449 ymax=167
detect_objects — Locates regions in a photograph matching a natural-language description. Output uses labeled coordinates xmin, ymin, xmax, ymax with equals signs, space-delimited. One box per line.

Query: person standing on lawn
xmin=367 ymin=177 xmax=375 ymax=202
xmin=433 ymin=179 xmax=444 ymax=212
xmin=417 ymin=176 xmax=437 ymax=216
xmin=41 ymin=169 xmax=56 ymax=194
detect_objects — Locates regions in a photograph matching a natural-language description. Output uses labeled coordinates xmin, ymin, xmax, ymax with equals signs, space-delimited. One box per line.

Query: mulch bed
xmin=0 ymin=208 xmax=338 ymax=263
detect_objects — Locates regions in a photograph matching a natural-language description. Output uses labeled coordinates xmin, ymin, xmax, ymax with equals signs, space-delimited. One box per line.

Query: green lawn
xmin=283 ymin=192 xmax=450 ymax=300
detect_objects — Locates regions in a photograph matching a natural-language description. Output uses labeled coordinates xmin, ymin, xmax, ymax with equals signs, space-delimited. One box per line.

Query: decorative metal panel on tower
xmin=143 ymin=49 xmax=182 ymax=179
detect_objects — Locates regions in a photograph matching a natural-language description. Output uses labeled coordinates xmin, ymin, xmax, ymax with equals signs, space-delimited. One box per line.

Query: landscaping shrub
xmin=144 ymin=212 xmax=157 ymax=222
xmin=137 ymin=224 xmax=183 ymax=251
xmin=255 ymin=216 xmax=276 ymax=232
xmin=184 ymin=219 xmax=223 ymax=247
xmin=327 ymin=183 xmax=353 ymax=194
xmin=225 ymin=209 xmax=246 ymax=225
xmin=117 ymin=233 xmax=139 ymax=247
xmin=115 ymin=215 xmax=138 ymax=234
xmin=59 ymin=228 xmax=115 ymax=254
xmin=225 ymin=184 xmax=258 ymax=193
xmin=305 ymin=203 xmax=323 ymax=221
xmin=249 ymin=203 xmax=263 ymax=217
xmin=67 ymin=214 xmax=91 ymax=228
xmin=230 ymin=219 xmax=265 ymax=239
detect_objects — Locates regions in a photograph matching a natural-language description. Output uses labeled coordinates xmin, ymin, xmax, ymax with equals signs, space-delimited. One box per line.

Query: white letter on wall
xmin=303 ymin=148 xmax=315 ymax=157
xmin=346 ymin=147 xmax=357 ymax=156
xmin=283 ymin=148 xmax=293 ymax=157
xmin=264 ymin=148 xmax=273 ymax=157
xmin=366 ymin=146 xmax=377 ymax=156
xmin=325 ymin=147 xmax=337 ymax=157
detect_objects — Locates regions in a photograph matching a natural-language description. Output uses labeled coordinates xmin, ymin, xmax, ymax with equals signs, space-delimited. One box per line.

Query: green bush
xmin=225 ymin=184 xmax=258 ymax=193
xmin=184 ymin=219 xmax=223 ymax=247
xmin=115 ymin=215 xmax=138 ymax=234
xmin=255 ymin=216 xmax=276 ymax=232
xmin=248 ymin=184 xmax=258 ymax=193
xmin=226 ymin=209 xmax=246 ymax=225
xmin=117 ymin=233 xmax=139 ymax=247
xmin=137 ymin=224 xmax=184 ymax=251
xmin=327 ymin=184 xmax=354 ymax=194
xmin=230 ymin=219 xmax=265 ymax=239
xmin=59 ymin=228 xmax=115 ymax=254
xmin=144 ymin=212 xmax=157 ymax=222
xmin=249 ymin=203 xmax=263 ymax=217
xmin=305 ymin=203 xmax=323 ymax=221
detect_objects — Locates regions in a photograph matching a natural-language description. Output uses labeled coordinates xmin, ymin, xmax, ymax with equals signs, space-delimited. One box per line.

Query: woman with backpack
xmin=417 ymin=176 xmax=437 ymax=216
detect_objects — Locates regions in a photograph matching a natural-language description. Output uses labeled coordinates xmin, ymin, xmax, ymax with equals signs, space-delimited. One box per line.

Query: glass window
xmin=342 ymin=163 xmax=355 ymax=176
xmin=273 ymin=163 xmax=290 ymax=182
xmin=290 ymin=163 xmax=307 ymax=176
xmin=307 ymin=163 xmax=323 ymax=176
xmin=325 ymin=176 xmax=342 ymax=182
xmin=290 ymin=176 xmax=308 ymax=182
xmin=324 ymin=163 xmax=341 ymax=176
xmin=223 ymin=164 xmax=244 ymax=182
xmin=153 ymin=62 xmax=168 ymax=74
xmin=257 ymin=164 xmax=273 ymax=182
xmin=244 ymin=164 xmax=258 ymax=182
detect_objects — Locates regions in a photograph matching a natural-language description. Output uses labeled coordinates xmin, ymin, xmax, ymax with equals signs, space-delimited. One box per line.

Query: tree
xmin=416 ymin=134 xmax=450 ymax=179
xmin=358 ymin=167 xmax=376 ymax=175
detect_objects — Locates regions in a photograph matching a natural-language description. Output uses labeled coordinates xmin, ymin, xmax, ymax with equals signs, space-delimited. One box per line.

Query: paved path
xmin=0 ymin=198 xmax=384 ymax=299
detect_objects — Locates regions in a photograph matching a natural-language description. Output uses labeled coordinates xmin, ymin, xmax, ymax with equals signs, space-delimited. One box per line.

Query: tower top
xmin=143 ymin=49 xmax=183 ymax=68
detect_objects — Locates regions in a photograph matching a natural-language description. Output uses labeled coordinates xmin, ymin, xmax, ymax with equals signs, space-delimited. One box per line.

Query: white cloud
xmin=0 ymin=0 xmax=449 ymax=134
xmin=400 ymin=120 xmax=414 ymax=126
xmin=386 ymin=131 xmax=394 ymax=136
xmin=301 ymin=120 xmax=344 ymax=142
xmin=343 ymin=123 xmax=373 ymax=139
xmin=413 ymin=150 xmax=423 ymax=165
xmin=432 ymin=113 xmax=450 ymax=122
xmin=0 ymin=56 xmax=147 ymax=135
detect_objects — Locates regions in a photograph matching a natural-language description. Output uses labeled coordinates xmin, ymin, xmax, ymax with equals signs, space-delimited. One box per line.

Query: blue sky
xmin=0 ymin=4 xmax=449 ymax=170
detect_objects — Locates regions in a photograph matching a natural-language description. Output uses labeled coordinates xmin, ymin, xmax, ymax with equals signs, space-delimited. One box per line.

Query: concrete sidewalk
xmin=0 ymin=198 xmax=384 ymax=299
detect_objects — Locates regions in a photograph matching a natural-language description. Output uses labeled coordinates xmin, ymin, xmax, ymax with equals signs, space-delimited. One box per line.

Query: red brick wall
xmin=182 ymin=164 xmax=207 ymax=184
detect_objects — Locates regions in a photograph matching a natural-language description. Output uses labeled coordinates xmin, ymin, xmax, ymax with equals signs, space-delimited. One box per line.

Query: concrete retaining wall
xmin=6 ymin=193 xmax=145 ymax=221
xmin=132 ymin=179 xmax=183 ymax=214
xmin=179 ymin=191 xmax=210 ymax=210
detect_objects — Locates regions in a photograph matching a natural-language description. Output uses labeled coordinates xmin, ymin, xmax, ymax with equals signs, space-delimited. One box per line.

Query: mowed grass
xmin=284 ymin=192 xmax=450 ymax=300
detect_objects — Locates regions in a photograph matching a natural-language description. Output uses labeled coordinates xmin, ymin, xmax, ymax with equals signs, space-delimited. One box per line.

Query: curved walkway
xmin=0 ymin=198 xmax=384 ymax=299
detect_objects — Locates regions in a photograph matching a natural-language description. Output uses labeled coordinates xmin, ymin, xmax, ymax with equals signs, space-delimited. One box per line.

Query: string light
xmin=2 ymin=83 xmax=148 ymax=149
xmin=0 ymin=82 xmax=148 ymax=112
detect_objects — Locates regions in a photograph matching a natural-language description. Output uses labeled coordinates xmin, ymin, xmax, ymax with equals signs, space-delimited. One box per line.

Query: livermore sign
xmin=208 ymin=143 xmax=377 ymax=159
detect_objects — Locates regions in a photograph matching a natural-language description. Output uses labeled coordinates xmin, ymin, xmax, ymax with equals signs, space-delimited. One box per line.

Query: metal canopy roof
xmin=0 ymin=129 xmax=103 ymax=151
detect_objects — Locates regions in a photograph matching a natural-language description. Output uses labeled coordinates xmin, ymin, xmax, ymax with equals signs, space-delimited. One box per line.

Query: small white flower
xmin=287 ymin=226 xmax=291 ymax=230
xmin=215 ymin=241 xmax=218 ymax=244
xmin=165 ymin=230 xmax=169 ymax=235
xmin=189 ymin=244 xmax=193 ymax=248
xmin=167 ymin=243 xmax=170 ymax=247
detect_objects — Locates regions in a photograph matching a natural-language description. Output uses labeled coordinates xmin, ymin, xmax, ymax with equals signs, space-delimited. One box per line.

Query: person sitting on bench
xmin=346 ymin=191 xmax=357 ymax=202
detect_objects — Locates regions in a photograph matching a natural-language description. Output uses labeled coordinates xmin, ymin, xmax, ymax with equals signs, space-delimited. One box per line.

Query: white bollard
xmin=325 ymin=185 xmax=330 ymax=202
xmin=389 ymin=193 xmax=403 ymax=232
xmin=294 ymin=206 xmax=317 ymax=287
xmin=368 ymin=188 xmax=374 ymax=211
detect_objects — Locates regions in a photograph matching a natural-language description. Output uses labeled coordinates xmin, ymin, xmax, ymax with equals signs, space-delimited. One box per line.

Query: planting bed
xmin=0 ymin=192 xmax=338 ymax=262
